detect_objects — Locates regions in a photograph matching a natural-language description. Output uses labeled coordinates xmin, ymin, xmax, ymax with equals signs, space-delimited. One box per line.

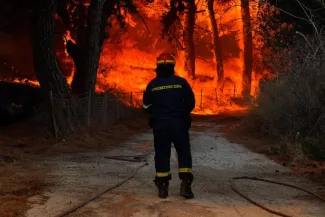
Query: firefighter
xmin=142 ymin=52 xmax=195 ymax=199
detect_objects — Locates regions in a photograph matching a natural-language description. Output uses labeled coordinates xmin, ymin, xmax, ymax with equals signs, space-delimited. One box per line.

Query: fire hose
xmin=231 ymin=176 xmax=325 ymax=217
xmin=54 ymin=149 xmax=325 ymax=217
xmin=54 ymin=150 xmax=154 ymax=217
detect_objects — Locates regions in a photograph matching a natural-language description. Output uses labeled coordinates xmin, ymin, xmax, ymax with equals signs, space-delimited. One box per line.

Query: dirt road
xmin=27 ymin=121 xmax=325 ymax=217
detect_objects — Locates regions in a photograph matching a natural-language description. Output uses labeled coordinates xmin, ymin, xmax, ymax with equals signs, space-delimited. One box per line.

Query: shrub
xmin=254 ymin=33 xmax=325 ymax=160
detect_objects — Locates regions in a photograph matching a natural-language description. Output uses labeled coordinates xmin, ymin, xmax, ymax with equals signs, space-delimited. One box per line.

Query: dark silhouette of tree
xmin=65 ymin=0 xmax=107 ymax=95
xmin=161 ymin=0 xmax=185 ymax=48
xmin=161 ymin=0 xmax=196 ymax=78
xmin=184 ymin=0 xmax=196 ymax=78
xmin=31 ymin=0 xmax=76 ymax=136
xmin=208 ymin=0 xmax=224 ymax=91
xmin=255 ymin=0 xmax=325 ymax=75
xmin=241 ymin=0 xmax=253 ymax=98
xmin=57 ymin=0 xmax=152 ymax=95
xmin=258 ymin=0 xmax=325 ymax=55
xmin=32 ymin=0 xmax=71 ymax=98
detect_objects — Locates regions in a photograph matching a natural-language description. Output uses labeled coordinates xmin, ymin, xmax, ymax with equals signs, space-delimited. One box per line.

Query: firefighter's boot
xmin=154 ymin=177 xmax=169 ymax=199
xmin=179 ymin=173 xmax=194 ymax=199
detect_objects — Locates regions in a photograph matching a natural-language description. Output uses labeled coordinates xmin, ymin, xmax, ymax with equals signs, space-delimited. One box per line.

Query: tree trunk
xmin=68 ymin=3 xmax=87 ymax=95
xmin=32 ymin=0 xmax=76 ymax=136
xmin=208 ymin=0 xmax=224 ymax=91
xmin=32 ymin=0 xmax=71 ymax=98
xmin=183 ymin=0 xmax=196 ymax=79
xmin=70 ymin=0 xmax=106 ymax=95
xmin=241 ymin=0 xmax=253 ymax=97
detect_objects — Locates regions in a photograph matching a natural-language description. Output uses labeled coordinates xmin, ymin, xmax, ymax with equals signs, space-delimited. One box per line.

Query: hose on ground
xmin=53 ymin=150 xmax=325 ymax=217
xmin=54 ymin=150 xmax=153 ymax=217
xmin=231 ymin=176 xmax=325 ymax=217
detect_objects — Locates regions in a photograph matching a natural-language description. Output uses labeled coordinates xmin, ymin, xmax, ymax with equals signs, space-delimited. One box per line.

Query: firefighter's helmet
xmin=156 ymin=52 xmax=176 ymax=65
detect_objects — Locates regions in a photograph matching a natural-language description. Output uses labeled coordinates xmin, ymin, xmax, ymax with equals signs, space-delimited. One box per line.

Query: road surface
xmin=27 ymin=121 xmax=325 ymax=217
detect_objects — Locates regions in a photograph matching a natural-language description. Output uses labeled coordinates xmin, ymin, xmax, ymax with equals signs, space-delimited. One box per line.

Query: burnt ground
xmin=0 ymin=114 xmax=149 ymax=217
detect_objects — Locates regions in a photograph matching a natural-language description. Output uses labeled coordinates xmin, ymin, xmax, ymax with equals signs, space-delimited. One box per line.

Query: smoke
xmin=0 ymin=25 xmax=34 ymax=79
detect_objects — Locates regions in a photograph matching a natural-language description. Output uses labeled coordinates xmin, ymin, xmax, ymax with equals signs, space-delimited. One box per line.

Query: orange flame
xmin=2 ymin=0 xmax=270 ymax=115
xmin=96 ymin=0 xmax=267 ymax=114
xmin=63 ymin=30 xmax=75 ymax=85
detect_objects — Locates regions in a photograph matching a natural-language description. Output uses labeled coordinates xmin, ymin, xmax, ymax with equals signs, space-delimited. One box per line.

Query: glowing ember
xmin=11 ymin=78 xmax=39 ymax=87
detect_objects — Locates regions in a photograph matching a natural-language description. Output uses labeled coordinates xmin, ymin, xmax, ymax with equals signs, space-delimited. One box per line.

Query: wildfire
xmin=97 ymin=0 xmax=267 ymax=114
xmin=11 ymin=78 xmax=39 ymax=87
xmin=63 ymin=30 xmax=76 ymax=85
xmin=1 ymin=0 xmax=271 ymax=115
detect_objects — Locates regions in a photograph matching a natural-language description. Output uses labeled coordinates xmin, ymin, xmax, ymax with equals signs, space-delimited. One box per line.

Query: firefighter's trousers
xmin=153 ymin=118 xmax=192 ymax=180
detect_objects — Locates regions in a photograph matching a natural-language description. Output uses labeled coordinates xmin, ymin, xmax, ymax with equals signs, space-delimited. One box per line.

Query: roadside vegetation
xmin=254 ymin=34 xmax=325 ymax=162
xmin=250 ymin=0 xmax=325 ymax=162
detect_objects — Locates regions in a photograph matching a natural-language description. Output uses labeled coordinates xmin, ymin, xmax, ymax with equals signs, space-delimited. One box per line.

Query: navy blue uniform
xmin=142 ymin=74 xmax=195 ymax=178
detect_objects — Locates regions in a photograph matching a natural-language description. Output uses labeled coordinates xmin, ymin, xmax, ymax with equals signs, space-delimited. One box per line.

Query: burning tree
xmin=32 ymin=0 xmax=71 ymax=99
xmin=57 ymin=0 xmax=153 ymax=95
xmin=207 ymin=0 xmax=225 ymax=91
xmin=28 ymin=0 xmax=155 ymax=135
xmin=31 ymin=0 xmax=121 ymax=97
xmin=241 ymin=0 xmax=253 ymax=98
xmin=184 ymin=0 xmax=196 ymax=78
xmin=162 ymin=0 xmax=257 ymax=98
xmin=1 ymin=0 xmax=284 ymax=118
xmin=161 ymin=0 xmax=197 ymax=78
xmin=65 ymin=0 xmax=107 ymax=95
